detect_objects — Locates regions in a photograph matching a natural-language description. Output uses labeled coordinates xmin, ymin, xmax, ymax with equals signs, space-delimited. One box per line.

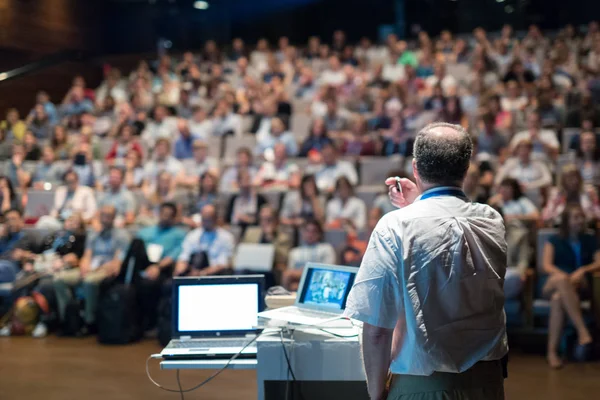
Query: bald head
xmin=413 ymin=122 xmax=472 ymax=187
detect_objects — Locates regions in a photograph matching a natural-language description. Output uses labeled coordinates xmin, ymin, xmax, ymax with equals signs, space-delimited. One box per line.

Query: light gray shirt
xmin=344 ymin=187 xmax=508 ymax=376
xmin=325 ymin=196 xmax=367 ymax=230
xmin=314 ymin=160 xmax=359 ymax=192
xmin=287 ymin=243 xmax=337 ymax=270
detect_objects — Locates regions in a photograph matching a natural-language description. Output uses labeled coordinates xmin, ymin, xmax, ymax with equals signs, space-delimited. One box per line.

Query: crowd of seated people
xmin=0 ymin=22 xmax=600 ymax=367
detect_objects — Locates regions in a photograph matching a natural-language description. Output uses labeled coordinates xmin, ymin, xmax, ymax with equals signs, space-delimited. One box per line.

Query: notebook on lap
xmin=160 ymin=275 xmax=264 ymax=360
xmin=258 ymin=263 xmax=358 ymax=326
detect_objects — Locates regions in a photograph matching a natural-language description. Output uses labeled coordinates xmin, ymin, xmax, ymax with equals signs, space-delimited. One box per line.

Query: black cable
xmin=146 ymin=332 xmax=263 ymax=394
xmin=279 ymin=330 xmax=306 ymax=400
xmin=176 ymin=369 xmax=184 ymax=400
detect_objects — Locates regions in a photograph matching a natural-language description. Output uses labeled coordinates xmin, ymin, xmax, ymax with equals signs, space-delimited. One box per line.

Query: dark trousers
xmin=116 ymin=239 xmax=172 ymax=331
xmin=388 ymin=360 xmax=505 ymax=400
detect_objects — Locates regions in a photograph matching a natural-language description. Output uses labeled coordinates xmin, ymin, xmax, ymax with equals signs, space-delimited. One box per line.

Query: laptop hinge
xmin=179 ymin=336 xmax=192 ymax=340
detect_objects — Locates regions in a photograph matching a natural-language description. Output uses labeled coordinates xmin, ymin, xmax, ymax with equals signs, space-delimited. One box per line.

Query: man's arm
xmin=362 ymin=323 xmax=394 ymax=400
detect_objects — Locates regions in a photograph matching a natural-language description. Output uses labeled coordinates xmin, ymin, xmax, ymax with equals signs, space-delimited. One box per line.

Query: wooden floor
xmin=0 ymin=337 xmax=599 ymax=399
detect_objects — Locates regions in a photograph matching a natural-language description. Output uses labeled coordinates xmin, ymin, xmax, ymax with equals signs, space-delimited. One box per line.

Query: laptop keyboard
xmin=285 ymin=308 xmax=337 ymax=317
xmin=168 ymin=339 xmax=254 ymax=349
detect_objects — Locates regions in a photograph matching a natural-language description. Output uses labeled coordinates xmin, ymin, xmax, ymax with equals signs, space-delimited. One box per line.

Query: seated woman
xmin=298 ymin=118 xmax=334 ymax=157
xmin=225 ymin=169 xmax=267 ymax=234
xmin=184 ymin=170 xmax=220 ymax=229
xmin=283 ymin=219 xmax=336 ymax=291
xmin=50 ymin=125 xmax=73 ymax=161
xmin=325 ymin=176 xmax=367 ymax=231
xmin=542 ymin=165 xmax=600 ymax=227
xmin=37 ymin=170 xmax=97 ymax=230
xmin=123 ymin=151 xmax=145 ymax=190
xmin=241 ymin=205 xmax=292 ymax=286
xmin=489 ymin=178 xmax=539 ymax=276
xmin=543 ymin=205 xmax=599 ymax=368
xmin=280 ymin=174 xmax=326 ymax=229
xmin=105 ymin=124 xmax=144 ymax=167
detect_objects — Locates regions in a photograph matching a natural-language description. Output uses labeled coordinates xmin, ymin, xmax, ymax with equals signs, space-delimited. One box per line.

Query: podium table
xmin=159 ymin=322 xmax=368 ymax=400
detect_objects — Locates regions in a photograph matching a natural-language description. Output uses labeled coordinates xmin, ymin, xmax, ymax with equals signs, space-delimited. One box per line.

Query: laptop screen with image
xmin=298 ymin=266 xmax=356 ymax=310
xmin=177 ymin=283 xmax=259 ymax=333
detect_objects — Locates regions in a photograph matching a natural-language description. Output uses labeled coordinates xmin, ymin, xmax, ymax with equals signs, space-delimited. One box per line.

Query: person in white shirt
xmin=176 ymin=140 xmax=219 ymax=188
xmin=254 ymin=143 xmax=299 ymax=189
xmin=211 ymin=99 xmax=243 ymax=137
xmin=283 ymin=219 xmax=336 ymax=291
xmin=425 ymin=63 xmax=458 ymax=95
xmin=188 ymin=106 xmax=213 ymax=140
xmin=500 ymin=80 xmax=528 ymax=112
xmin=143 ymin=138 xmax=183 ymax=186
xmin=314 ymin=143 xmax=358 ymax=193
xmin=344 ymin=123 xmax=507 ymax=400
xmin=510 ymin=112 xmax=559 ymax=161
xmin=141 ymin=105 xmax=178 ymax=148
xmin=496 ymin=138 xmax=552 ymax=196
xmin=325 ymin=176 xmax=367 ymax=231
xmin=319 ymin=55 xmax=346 ymax=87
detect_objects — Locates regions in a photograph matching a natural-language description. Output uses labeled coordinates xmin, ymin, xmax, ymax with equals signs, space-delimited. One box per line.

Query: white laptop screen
xmin=177 ymin=283 xmax=259 ymax=332
xmin=298 ymin=267 xmax=354 ymax=310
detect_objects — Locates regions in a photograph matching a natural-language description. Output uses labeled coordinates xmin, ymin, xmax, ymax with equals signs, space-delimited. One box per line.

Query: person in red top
xmin=105 ymin=124 xmax=144 ymax=166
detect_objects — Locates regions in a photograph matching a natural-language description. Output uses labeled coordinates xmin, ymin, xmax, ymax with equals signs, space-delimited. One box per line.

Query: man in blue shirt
xmin=118 ymin=202 xmax=187 ymax=331
xmin=176 ymin=204 xmax=235 ymax=277
xmin=173 ymin=119 xmax=200 ymax=160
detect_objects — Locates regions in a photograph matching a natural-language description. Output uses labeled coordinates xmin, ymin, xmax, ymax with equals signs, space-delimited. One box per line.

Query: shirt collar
xmin=416 ymin=186 xmax=465 ymax=201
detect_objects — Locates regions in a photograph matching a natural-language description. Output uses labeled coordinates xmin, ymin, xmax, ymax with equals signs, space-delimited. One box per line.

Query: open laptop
xmin=161 ymin=275 xmax=264 ymax=360
xmin=233 ymin=243 xmax=275 ymax=273
xmin=258 ymin=263 xmax=358 ymax=326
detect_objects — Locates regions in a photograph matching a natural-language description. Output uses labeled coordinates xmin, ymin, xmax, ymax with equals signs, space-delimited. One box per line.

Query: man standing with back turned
xmin=344 ymin=123 xmax=508 ymax=400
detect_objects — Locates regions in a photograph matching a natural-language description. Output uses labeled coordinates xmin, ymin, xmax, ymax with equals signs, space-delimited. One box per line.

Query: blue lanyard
xmin=420 ymin=187 xmax=468 ymax=201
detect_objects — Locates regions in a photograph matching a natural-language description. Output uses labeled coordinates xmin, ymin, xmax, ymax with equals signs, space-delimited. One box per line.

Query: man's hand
xmin=23 ymin=262 xmax=34 ymax=273
xmin=145 ymin=265 xmax=161 ymax=281
xmin=385 ymin=177 xmax=419 ymax=209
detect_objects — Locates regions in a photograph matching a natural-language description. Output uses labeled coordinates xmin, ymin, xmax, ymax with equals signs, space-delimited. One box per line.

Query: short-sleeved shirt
xmin=137 ymin=225 xmax=187 ymax=262
xmin=86 ymin=228 xmax=130 ymax=270
xmin=325 ymin=196 xmax=367 ymax=230
xmin=287 ymin=243 xmax=337 ymax=270
xmin=98 ymin=188 xmax=136 ymax=217
xmin=501 ymin=196 xmax=538 ymax=217
xmin=314 ymin=161 xmax=359 ymax=192
xmin=178 ymin=227 xmax=235 ymax=267
xmin=344 ymin=187 xmax=508 ymax=376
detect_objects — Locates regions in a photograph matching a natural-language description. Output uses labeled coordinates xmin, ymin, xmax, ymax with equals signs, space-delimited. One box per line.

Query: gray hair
xmin=413 ymin=122 xmax=472 ymax=186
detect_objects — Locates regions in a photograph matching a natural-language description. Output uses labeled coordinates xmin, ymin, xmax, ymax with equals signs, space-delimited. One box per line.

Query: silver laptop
xmin=258 ymin=263 xmax=358 ymax=326
xmin=233 ymin=243 xmax=275 ymax=272
xmin=161 ymin=275 xmax=264 ymax=360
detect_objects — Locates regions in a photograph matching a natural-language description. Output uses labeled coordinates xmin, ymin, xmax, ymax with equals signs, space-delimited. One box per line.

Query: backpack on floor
xmin=63 ymin=298 xmax=84 ymax=336
xmin=157 ymin=296 xmax=172 ymax=347
xmin=96 ymin=259 xmax=142 ymax=345
xmin=96 ymin=283 xmax=142 ymax=344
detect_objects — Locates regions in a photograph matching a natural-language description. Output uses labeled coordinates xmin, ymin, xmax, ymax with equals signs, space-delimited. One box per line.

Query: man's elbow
xmin=363 ymin=323 xmax=393 ymax=343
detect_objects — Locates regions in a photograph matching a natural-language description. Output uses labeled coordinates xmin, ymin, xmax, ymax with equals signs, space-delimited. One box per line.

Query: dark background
xmin=0 ymin=0 xmax=599 ymax=115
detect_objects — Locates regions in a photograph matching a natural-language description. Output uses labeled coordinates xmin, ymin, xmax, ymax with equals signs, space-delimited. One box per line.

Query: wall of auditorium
xmin=0 ymin=0 xmax=102 ymax=54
